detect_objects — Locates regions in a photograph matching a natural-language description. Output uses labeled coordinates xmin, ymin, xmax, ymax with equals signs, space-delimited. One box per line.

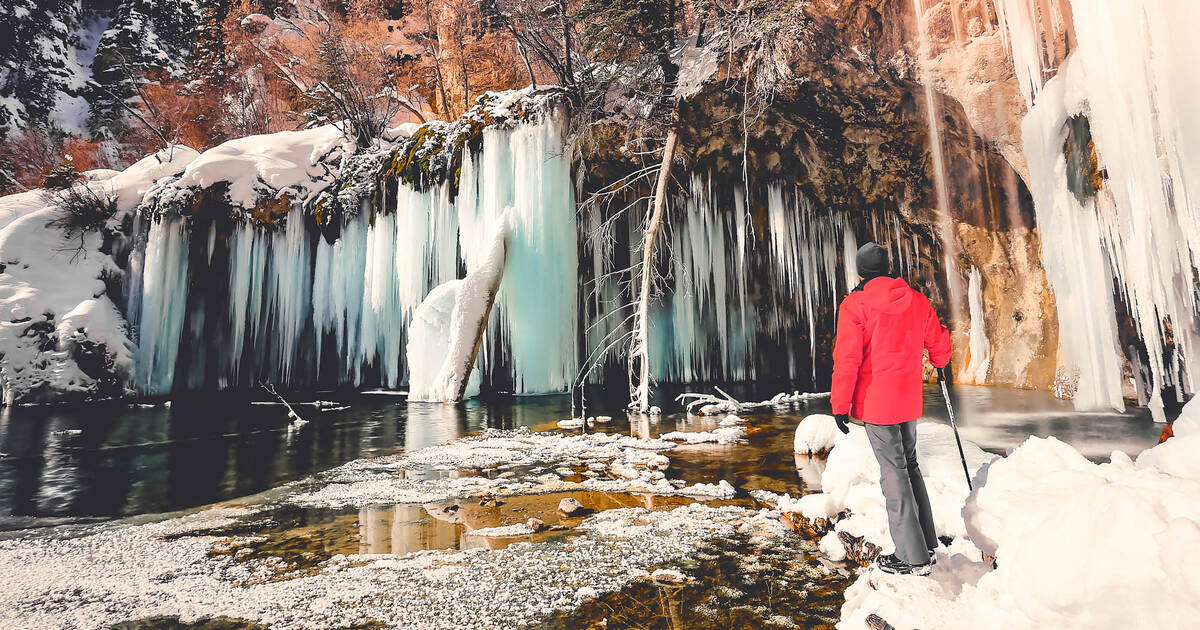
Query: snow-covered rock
xmin=557 ymin=497 xmax=587 ymax=516
xmin=168 ymin=126 xmax=352 ymax=210
xmin=793 ymin=414 xmax=840 ymax=454
xmin=660 ymin=425 xmax=747 ymax=445
xmin=0 ymin=147 xmax=197 ymax=403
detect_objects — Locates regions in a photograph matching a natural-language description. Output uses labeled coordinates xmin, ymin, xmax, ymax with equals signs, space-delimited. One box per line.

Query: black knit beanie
xmin=856 ymin=242 xmax=891 ymax=280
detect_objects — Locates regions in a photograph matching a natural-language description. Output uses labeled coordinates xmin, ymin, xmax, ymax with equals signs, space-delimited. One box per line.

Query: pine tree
xmin=0 ymin=1 xmax=83 ymax=138
xmin=88 ymin=0 xmax=202 ymax=134
xmin=192 ymin=0 xmax=231 ymax=87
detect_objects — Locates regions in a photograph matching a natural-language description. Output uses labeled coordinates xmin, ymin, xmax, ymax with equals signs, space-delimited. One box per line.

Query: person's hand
xmin=834 ymin=413 xmax=851 ymax=434
xmin=936 ymin=366 xmax=949 ymax=383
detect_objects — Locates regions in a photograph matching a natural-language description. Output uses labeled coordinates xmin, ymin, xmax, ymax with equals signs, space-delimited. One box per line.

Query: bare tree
xmin=494 ymin=0 xmax=578 ymax=92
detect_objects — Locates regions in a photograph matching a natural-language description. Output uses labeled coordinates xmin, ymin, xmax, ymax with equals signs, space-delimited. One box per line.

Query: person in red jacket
xmin=831 ymin=242 xmax=952 ymax=576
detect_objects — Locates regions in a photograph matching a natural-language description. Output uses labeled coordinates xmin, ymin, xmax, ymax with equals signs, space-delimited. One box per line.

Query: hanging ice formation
xmin=131 ymin=113 xmax=578 ymax=396
xmin=999 ymin=0 xmax=1200 ymax=419
xmin=129 ymin=98 xmax=926 ymax=396
xmin=407 ymin=208 xmax=513 ymax=402
xmin=582 ymin=177 xmax=893 ymax=387
xmin=959 ymin=266 xmax=991 ymax=385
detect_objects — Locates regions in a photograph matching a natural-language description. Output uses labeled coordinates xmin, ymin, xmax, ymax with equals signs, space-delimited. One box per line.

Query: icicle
xmin=1020 ymin=0 xmax=1200 ymax=413
xmin=959 ymin=267 xmax=992 ymax=385
xmin=135 ymin=216 xmax=191 ymax=394
xmin=475 ymin=113 xmax=579 ymax=394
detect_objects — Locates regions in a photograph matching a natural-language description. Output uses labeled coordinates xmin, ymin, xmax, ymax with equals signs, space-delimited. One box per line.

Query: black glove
xmin=834 ymin=413 xmax=850 ymax=434
xmin=936 ymin=366 xmax=949 ymax=383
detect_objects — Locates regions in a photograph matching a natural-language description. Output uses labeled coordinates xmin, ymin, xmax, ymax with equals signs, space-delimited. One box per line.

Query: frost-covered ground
xmin=0 ymin=425 xmax=774 ymax=629
xmin=0 ymin=502 xmax=785 ymax=629
xmin=292 ymin=427 xmax=736 ymax=508
xmin=770 ymin=410 xmax=1200 ymax=629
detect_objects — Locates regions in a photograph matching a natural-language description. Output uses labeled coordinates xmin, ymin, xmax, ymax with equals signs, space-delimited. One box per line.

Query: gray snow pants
xmin=864 ymin=420 xmax=937 ymax=565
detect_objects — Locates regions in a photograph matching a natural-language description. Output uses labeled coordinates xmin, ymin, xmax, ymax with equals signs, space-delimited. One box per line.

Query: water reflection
xmin=0 ymin=383 xmax=1167 ymax=525
xmin=794 ymin=454 xmax=827 ymax=491
xmin=358 ymin=504 xmax=463 ymax=555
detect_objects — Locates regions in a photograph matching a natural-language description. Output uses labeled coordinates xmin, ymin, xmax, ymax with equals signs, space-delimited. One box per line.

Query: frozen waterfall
xmin=1003 ymin=0 xmax=1200 ymax=418
xmin=133 ymin=113 xmax=577 ymax=396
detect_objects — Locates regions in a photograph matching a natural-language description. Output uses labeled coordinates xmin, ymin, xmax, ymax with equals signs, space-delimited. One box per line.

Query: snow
xmin=50 ymin=12 xmax=110 ymax=134
xmin=793 ymin=414 xmax=840 ymax=454
xmin=289 ymin=428 xmax=742 ymax=508
xmin=812 ymin=419 xmax=1200 ymax=629
xmin=0 ymin=147 xmax=197 ymax=403
xmin=660 ymin=425 xmax=747 ymax=445
xmin=0 ymin=501 xmax=776 ymax=630
xmin=465 ymin=523 xmax=536 ymax=537
xmin=1171 ymin=396 xmax=1200 ymax=437
xmin=172 ymin=126 xmax=351 ymax=209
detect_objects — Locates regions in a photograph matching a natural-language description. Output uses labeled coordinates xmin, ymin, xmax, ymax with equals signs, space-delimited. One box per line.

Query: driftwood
xmin=677 ymin=388 xmax=832 ymax=415
xmin=262 ymin=383 xmax=306 ymax=425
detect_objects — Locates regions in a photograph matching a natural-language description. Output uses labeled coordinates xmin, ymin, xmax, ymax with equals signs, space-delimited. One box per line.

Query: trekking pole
xmin=937 ymin=368 xmax=973 ymax=491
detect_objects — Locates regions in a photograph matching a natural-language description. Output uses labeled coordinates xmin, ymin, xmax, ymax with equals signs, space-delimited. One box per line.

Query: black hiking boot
xmin=876 ymin=553 xmax=932 ymax=576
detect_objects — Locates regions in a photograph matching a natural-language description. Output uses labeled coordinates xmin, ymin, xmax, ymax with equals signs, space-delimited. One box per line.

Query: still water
xmin=0 ymin=384 xmax=1167 ymax=527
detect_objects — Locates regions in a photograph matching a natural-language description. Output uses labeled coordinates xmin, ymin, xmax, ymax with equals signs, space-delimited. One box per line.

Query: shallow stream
xmin=0 ymin=384 xmax=1169 ymax=628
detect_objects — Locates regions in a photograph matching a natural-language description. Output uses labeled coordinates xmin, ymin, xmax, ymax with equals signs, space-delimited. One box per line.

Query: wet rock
xmin=525 ymin=518 xmax=548 ymax=533
xmin=780 ymin=508 xmax=850 ymax=539
xmin=837 ymin=530 xmax=880 ymax=567
xmin=557 ymin=497 xmax=589 ymax=517
xmin=478 ymin=496 xmax=504 ymax=507
xmin=865 ymin=613 xmax=897 ymax=630
xmin=442 ymin=504 xmax=460 ymax=514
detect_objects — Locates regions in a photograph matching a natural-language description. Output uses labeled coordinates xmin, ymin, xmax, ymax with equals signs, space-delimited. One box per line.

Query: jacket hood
xmin=860 ymin=276 xmax=913 ymax=314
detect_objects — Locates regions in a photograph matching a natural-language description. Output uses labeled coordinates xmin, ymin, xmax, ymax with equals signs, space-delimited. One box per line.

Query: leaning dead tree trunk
xmin=629 ymin=128 xmax=679 ymax=412
xmin=407 ymin=209 xmax=513 ymax=402
xmin=440 ymin=212 xmax=511 ymax=400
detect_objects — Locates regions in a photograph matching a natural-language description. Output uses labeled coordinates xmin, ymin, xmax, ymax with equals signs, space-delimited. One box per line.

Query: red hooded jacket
xmin=831 ymin=276 xmax=951 ymax=425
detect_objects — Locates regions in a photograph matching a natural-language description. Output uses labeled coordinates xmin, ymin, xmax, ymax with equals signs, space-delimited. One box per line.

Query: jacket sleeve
xmin=924 ymin=298 xmax=952 ymax=368
xmin=831 ymin=298 xmax=864 ymax=416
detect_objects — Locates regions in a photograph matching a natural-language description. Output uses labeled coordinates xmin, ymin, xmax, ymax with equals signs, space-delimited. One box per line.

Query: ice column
xmin=1017 ymin=0 xmax=1200 ymax=416
xmin=135 ymin=216 xmax=191 ymax=393
xmin=959 ymin=266 xmax=992 ymax=385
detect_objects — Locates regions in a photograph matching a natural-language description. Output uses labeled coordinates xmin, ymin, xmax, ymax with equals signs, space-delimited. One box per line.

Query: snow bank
xmin=0 ymin=147 xmax=197 ymax=403
xmin=812 ymin=421 xmax=995 ymax=549
xmin=171 ymin=126 xmax=351 ymax=209
xmin=793 ymin=414 xmax=840 ymax=454
xmin=1169 ymin=396 xmax=1200 ymax=437
xmin=833 ymin=428 xmax=1200 ymax=629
